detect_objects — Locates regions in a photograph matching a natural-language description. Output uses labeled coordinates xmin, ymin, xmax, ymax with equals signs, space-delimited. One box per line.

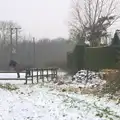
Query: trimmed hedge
xmin=85 ymin=46 xmax=116 ymax=69
xmin=73 ymin=45 xmax=85 ymax=70
xmin=67 ymin=45 xmax=120 ymax=71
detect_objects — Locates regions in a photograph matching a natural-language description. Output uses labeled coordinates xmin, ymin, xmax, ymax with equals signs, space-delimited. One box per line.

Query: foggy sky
xmin=0 ymin=0 xmax=120 ymax=39
xmin=0 ymin=0 xmax=70 ymax=39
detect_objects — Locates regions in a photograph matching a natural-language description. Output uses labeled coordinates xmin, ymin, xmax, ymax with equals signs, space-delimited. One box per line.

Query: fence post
xmin=40 ymin=69 xmax=42 ymax=79
xmin=42 ymin=69 xmax=44 ymax=82
xmin=56 ymin=68 xmax=58 ymax=81
xmin=37 ymin=68 xmax=38 ymax=83
xmin=51 ymin=69 xmax=53 ymax=81
xmin=47 ymin=69 xmax=48 ymax=81
xmin=39 ymin=69 xmax=40 ymax=79
xmin=86 ymin=69 xmax=89 ymax=84
xmin=25 ymin=70 xmax=27 ymax=84
xmin=32 ymin=69 xmax=33 ymax=84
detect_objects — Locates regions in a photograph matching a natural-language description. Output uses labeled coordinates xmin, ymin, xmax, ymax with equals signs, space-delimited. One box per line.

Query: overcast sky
xmin=0 ymin=0 xmax=71 ymax=39
xmin=0 ymin=0 xmax=120 ymax=39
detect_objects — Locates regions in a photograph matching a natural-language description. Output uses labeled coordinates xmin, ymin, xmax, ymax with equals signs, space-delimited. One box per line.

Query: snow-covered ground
xmin=0 ymin=71 xmax=120 ymax=120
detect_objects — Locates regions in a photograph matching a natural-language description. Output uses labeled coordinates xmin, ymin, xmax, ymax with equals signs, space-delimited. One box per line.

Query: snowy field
xmin=0 ymin=71 xmax=120 ymax=120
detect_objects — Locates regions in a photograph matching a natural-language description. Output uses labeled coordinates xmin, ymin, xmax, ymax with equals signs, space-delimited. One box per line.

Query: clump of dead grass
xmin=101 ymin=69 xmax=120 ymax=96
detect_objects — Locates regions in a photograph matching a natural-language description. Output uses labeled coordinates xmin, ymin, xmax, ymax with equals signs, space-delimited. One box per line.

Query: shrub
xmin=102 ymin=70 xmax=120 ymax=95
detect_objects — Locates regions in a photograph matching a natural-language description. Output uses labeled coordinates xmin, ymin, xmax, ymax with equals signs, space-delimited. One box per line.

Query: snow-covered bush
xmin=72 ymin=70 xmax=104 ymax=85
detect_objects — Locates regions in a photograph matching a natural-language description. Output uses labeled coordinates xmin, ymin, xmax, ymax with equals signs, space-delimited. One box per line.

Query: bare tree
xmin=69 ymin=0 xmax=120 ymax=46
xmin=0 ymin=21 xmax=21 ymax=47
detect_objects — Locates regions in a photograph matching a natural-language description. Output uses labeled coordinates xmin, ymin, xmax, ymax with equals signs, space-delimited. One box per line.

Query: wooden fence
xmin=0 ymin=68 xmax=58 ymax=84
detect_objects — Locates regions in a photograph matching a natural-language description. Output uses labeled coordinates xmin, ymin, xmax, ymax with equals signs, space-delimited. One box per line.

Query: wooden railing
xmin=0 ymin=67 xmax=58 ymax=84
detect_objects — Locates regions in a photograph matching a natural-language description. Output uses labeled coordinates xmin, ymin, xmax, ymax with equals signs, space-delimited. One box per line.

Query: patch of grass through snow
xmin=55 ymin=92 xmax=120 ymax=120
xmin=94 ymin=103 xmax=120 ymax=120
xmin=0 ymin=83 xmax=18 ymax=91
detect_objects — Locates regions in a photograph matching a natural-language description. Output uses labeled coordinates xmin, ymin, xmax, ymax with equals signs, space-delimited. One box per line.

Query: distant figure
xmin=9 ymin=60 xmax=31 ymax=78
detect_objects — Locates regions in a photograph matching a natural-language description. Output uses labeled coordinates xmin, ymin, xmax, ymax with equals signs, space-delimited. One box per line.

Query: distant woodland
xmin=0 ymin=34 xmax=74 ymax=70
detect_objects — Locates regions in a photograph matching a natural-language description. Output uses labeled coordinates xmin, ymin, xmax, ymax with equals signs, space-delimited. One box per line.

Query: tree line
xmin=0 ymin=21 xmax=74 ymax=70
